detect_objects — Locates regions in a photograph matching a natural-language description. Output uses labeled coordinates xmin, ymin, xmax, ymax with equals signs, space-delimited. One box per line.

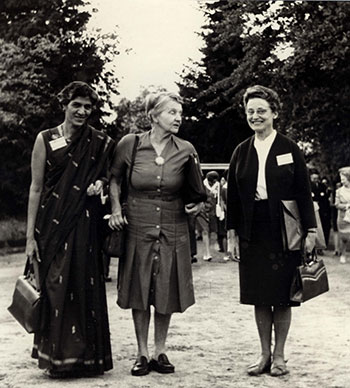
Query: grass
xmin=0 ymin=218 xmax=26 ymax=242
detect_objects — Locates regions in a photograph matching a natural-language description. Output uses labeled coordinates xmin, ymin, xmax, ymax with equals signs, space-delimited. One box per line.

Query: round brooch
xmin=155 ymin=156 xmax=165 ymax=166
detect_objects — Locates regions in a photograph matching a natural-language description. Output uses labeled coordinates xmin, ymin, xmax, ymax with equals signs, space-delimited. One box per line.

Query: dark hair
xmin=206 ymin=170 xmax=220 ymax=182
xmin=243 ymin=85 xmax=281 ymax=113
xmin=57 ymin=81 xmax=99 ymax=107
xmin=145 ymin=92 xmax=183 ymax=122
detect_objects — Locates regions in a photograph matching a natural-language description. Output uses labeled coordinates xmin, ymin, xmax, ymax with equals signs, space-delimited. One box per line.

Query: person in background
xmin=203 ymin=171 xmax=220 ymax=250
xmin=331 ymin=181 xmax=342 ymax=256
xmin=310 ymin=170 xmax=332 ymax=253
xmin=335 ymin=167 xmax=350 ymax=264
xmin=25 ymin=81 xmax=114 ymax=378
xmin=108 ymin=92 xmax=202 ymax=376
xmin=218 ymin=172 xmax=231 ymax=261
xmin=227 ymin=85 xmax=316 ymax=377
xmin=195 ymin=182 xmax=213 ymax=261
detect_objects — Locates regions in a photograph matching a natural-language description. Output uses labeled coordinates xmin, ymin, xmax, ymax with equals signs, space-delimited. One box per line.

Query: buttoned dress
xmin=111 ymin=132 xmax=196 ymax=314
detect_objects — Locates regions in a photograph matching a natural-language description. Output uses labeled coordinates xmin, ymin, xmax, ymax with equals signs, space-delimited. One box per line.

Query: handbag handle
xmin=301 ymin=246 xmax=318 ymax=266
xmin=124 ymin=135 xmax=139 ymax=199
xmin=24 ymin=256 xmax=41 ymax=292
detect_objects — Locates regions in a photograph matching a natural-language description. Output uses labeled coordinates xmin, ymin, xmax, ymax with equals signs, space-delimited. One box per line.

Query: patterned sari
xmin=31 ymin=124 xmax=114 ymax=375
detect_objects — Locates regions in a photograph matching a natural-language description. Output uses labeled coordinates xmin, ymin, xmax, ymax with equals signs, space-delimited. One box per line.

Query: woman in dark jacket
xmin=227 ymin=85 xmax=316 ymax=377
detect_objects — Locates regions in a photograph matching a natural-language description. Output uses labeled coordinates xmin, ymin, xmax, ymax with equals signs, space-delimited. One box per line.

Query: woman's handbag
xmin=102 ymin=135 xmax=139 ymax=258
xmin=182 ymin=153 xmax=207 ymax=204
xmin=290 ymin=250 xmax=329 ymax=303
xmin=8 ymin=258 xmax=42 ymax=333
xmin=280 ymin=200 xmax=326 ymax=251
xmin=102 ymin=216 xmax=125 ymax=257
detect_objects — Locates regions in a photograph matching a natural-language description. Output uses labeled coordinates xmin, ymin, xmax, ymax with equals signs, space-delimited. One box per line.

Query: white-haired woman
xmin=109 ymin=92 xmax=204 ymax=376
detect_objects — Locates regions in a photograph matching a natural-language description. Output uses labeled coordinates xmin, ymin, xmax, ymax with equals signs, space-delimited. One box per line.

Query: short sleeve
xmin=110 ymin=134 xmax=137 ymax=179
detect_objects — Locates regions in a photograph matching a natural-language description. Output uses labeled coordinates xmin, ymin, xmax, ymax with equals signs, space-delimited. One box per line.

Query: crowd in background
xmin=184 ymin=167 xmax=350 ymax=266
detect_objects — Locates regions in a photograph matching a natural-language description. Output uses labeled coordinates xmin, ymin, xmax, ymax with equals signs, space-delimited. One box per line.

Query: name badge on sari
xmin=276 ymin=153 xmax=293 ymax=166
xmin=49 ymin=136 xmax=67 ymax=151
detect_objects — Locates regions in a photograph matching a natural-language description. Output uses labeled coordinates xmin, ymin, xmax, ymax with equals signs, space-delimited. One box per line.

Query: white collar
xmin=254 ymin=129 xmax=277 ymax=145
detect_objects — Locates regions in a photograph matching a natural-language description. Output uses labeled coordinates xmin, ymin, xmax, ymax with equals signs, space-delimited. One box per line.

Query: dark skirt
xmin=239 ymin=200 xmax=301 ymax=307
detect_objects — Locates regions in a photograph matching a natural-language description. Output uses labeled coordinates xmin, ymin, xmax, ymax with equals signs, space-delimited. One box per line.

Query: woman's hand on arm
xmin=108 ymin=175 xmax=127 ymax=230
xmin=26 ymin=133 xmax=46 ymax=263
xmin=227 ymin=229 xmax=240 ymax=262
xmin=185 ymin=202 xmax=203 ymax=216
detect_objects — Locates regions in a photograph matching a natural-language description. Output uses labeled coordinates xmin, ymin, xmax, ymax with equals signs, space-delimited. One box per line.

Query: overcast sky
xmin=88 ymin=0 xmax=206 ymax=101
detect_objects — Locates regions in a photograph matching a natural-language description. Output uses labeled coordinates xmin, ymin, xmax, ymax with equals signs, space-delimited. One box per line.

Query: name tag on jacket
xmin=276 ymin=153 xmax=293 ymax=166
xmin=49 ymin=136 xmax=67 ymax=151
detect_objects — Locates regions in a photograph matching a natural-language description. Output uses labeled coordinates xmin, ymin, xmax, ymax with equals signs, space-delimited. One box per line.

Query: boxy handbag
xmin=280 ymin=200 xmax=326 ymax=251
xmin=8 ymin=257 xmax=42 ymax=333
xmin=182 ymin=153 xmax=207 ymax=205
xmin=102 ymin=135 xmax=139 ymax=258
xmin=290 ymin=249 xmax=329 ymax=303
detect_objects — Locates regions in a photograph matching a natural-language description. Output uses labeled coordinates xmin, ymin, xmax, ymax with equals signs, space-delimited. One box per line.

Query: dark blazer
xmin=226 ymin=132 xmax=316 ymax=242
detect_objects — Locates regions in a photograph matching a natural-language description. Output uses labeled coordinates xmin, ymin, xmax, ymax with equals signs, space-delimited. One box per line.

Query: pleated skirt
xmin=117 ymin=195 xmax=195 ymax=314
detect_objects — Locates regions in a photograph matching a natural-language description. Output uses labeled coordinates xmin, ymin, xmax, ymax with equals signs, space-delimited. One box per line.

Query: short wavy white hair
xmin=145 ymin=92 xmax=183 ymax=122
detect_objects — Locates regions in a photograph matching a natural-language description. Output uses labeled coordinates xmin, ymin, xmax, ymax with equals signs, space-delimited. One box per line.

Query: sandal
xmin=270 ymin=359 xmax=289 ymax=377
xmin=247 ymin=357 xmax=271 ymax=376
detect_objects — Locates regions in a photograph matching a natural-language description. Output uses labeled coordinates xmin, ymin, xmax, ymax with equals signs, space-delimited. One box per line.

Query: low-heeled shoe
xmin=131 ymin=356 xmax=150 ymax=376
xmin=149 ymin=353 xmax=175 ymax=374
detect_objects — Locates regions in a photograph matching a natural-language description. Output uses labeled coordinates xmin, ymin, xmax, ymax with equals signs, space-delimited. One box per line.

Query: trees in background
xmin=0 ymin=0 xmax=120 ymax=217
xmin=179 ymin=1 xmax=350 ymax=180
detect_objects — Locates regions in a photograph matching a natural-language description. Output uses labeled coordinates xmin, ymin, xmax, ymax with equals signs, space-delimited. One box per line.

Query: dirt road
xmin=1 ymin=245 xmax=349 ymax=388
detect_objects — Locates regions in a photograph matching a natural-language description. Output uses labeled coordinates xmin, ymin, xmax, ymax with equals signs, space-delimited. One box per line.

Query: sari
xmin=31 ymin=124 xmax=114 ymax=375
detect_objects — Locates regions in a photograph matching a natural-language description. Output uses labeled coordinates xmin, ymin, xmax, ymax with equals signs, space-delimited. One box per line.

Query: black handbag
xmin=281 ymin=200 xmax=326 ymax=251
xmin=102 ymin=135 xmax=139 ymax=257
xmin=290 ymin=250 xmax=329 ymax=303
xmin=102 ymin=219 xmax=126 ymax=258
xmin=182 ymin=153 xmax=207 ymax=204
xmin=8 ymin=258 xmax=42 ymax=333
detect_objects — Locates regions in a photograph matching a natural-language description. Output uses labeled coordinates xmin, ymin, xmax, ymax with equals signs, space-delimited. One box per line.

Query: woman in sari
xmin=25 ymin=81 xmax=114 ymax=378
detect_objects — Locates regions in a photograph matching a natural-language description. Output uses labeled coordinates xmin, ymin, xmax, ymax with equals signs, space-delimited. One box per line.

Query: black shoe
xmin=131 ymin=356 xmax=150 ymax=376
xmin=104 ymin=276 xmax=112 ymax=282
xmin=149 ymin=353 xmax=175 ymax=374
xmin=191 ymin=256 xmax=198 ymax=263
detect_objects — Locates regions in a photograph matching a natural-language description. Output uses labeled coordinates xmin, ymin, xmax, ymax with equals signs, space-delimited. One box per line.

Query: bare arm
xmin=26 ymin=133 xmax=46 ymax=262
xmin=108 ymin=175 xmax=126 ymax=230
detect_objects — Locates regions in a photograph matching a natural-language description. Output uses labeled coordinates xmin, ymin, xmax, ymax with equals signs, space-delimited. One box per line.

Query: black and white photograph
xmin=0 ymin=1 xmax=349 ymax=387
